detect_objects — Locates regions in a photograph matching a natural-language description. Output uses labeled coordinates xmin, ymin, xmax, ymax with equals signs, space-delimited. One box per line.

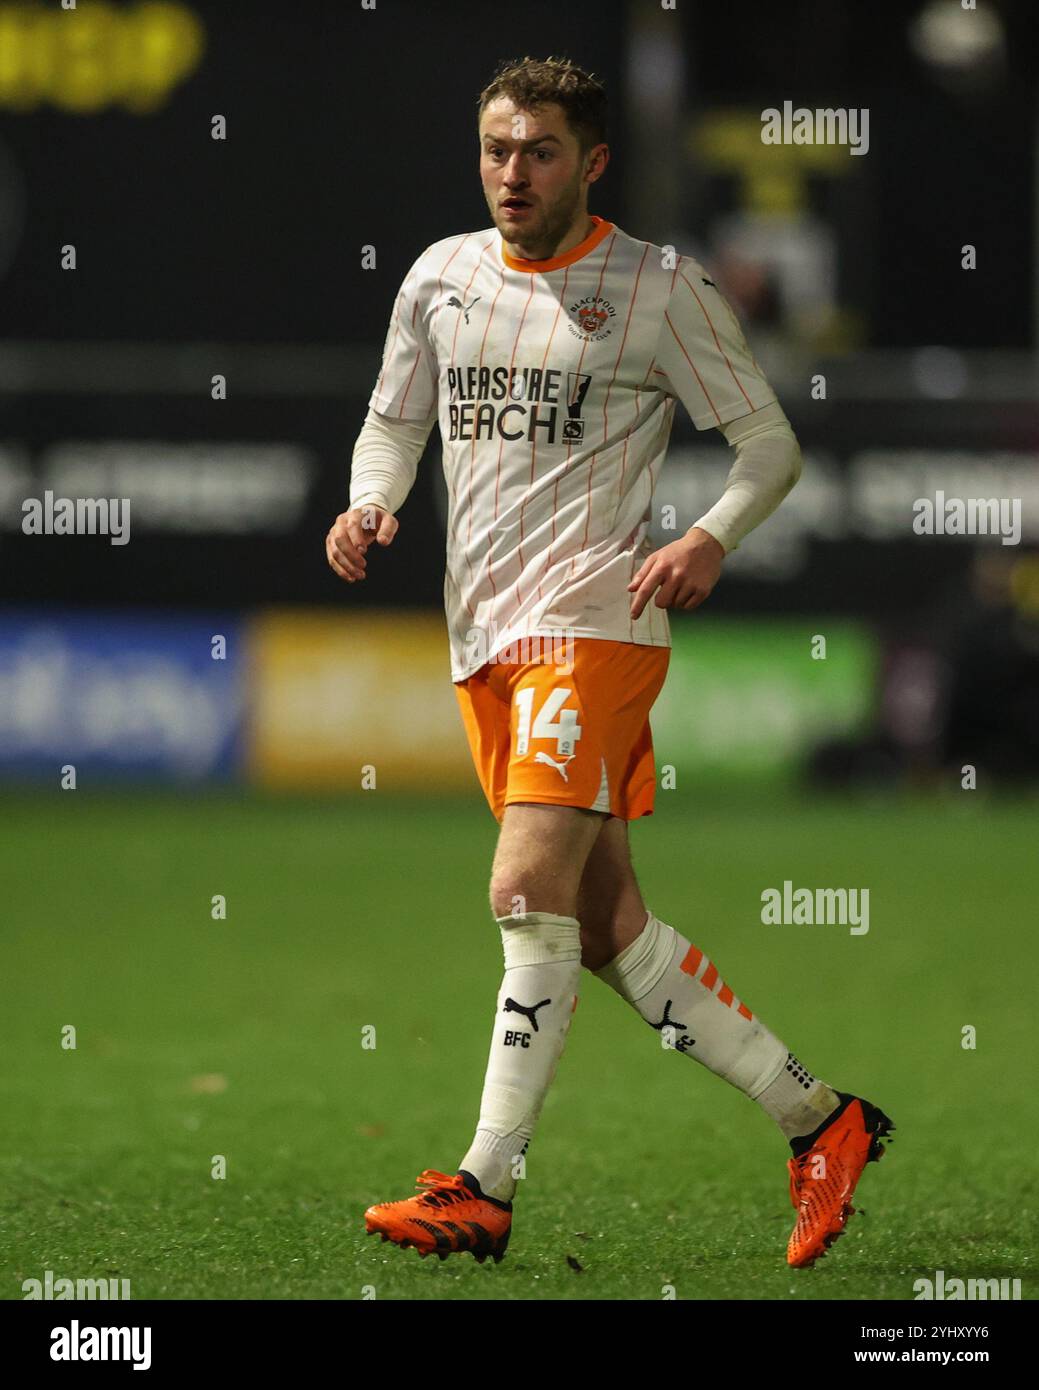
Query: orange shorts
xmin=453 ymin=637 xmax=670 ymax=823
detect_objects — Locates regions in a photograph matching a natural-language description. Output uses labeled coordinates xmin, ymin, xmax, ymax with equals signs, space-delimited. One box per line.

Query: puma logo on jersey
xmin=447 ymin=295 xmax=481 ymax=324
xmin=701 ymin=277 xmax=717 ymax=288
xmin=534 ymin=750 xmax=575 ymax=781
xmin=503 ymin=997 xmax=551 ymax=1031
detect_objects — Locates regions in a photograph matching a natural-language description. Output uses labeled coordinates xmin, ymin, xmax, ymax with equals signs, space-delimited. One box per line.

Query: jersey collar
xmin=500 ymin=214 xmax=614 ymax=273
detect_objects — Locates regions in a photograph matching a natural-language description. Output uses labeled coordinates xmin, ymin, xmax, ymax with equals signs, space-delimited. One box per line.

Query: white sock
xmin=594 ymin=912 xmax=839 ymax=1141
xmin=457 ymin=912 xmax=582 ymax=1202
xmin=754 ymin=1053 xmax=842 ymax=1143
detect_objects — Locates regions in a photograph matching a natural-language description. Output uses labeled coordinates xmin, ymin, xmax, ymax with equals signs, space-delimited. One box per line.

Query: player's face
xmin=479 ymin=98 xmax=599 ymax=254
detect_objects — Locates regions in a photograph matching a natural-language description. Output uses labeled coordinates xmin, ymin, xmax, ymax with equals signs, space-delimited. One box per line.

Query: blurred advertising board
xmin=244 ymin=610 xmax=878 ymax=791
xmin=653 ymin=618 xmax=877 ymax=780
xmin=0 ymin=609 xmax=244 ymax=781
xmin=245 ymin=609 xmax=472 ymax=791
xmin=0 ymin=609 xmax=877 ymax=788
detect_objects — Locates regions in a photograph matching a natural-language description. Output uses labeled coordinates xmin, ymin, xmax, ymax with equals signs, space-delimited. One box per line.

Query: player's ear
xmin=585 ymin=143 xmax=609 ymax=183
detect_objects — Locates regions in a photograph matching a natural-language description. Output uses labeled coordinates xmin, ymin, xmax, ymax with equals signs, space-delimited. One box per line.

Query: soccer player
xmin=328 ymin=56 xmax=893 ymax=1270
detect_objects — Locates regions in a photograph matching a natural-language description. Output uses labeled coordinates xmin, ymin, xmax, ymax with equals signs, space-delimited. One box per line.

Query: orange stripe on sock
xmin=700 ymin=962 xmax=719 ymax=992
xmin=737 ymin=1002 xmax=754 ymax=1020
xmin=679 ymin=944 xmax=703 ymax=977
xmin=717 ymin=984 xmax=734 ymax=1008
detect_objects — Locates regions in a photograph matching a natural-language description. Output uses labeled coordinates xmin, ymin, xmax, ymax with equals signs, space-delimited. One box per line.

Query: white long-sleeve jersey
xmin=353 ymin=215 xmax=796 ymax=680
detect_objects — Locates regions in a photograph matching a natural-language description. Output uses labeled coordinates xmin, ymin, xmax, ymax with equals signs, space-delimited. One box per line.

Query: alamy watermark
xmin=913 ymin=1269 xmax=1021 ymax=1301
xmin=463 ymin=622 xmax=575 ymax=671
xmin=761 ymin=881 xmax=869 ymax=935
xmin=22 ymin=491 xmax=131 ymax=546
xmin=23 ymin=1269 xmax=131 ymax=1300
xmin=50 ymin=1320 xmax=151 ymax=1370
xmin=912 ymin=493 xmax=1022 ymax=545
xmin=760 ymin=101 xmax=869 ymax=156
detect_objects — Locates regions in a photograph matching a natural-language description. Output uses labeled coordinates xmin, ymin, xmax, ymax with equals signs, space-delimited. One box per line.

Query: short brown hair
xmin=478 ymin=56 xmax=607 ymax=153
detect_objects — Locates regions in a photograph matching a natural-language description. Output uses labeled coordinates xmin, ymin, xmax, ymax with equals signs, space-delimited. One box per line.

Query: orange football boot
xmin=786 ymin=1093 xmax=894 ymax=1268
xmin=365 ymin=1169 xmax=512 ymax=1263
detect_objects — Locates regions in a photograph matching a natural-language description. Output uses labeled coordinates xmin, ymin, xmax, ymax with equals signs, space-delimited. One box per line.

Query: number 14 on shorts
xmin=514 ymin=687 xmax=583 ymax=758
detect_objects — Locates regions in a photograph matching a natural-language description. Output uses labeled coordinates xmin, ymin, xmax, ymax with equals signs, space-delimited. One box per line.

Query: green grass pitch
xmin=2 ymin=788 xmax=1036 ymax=1300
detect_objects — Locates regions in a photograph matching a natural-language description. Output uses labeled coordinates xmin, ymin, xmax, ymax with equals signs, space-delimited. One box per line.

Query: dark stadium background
xmin=5 ymin=0 xmax=1037 ymax=621
xmin=1 ymin=0 xmax=1037 ymax=1311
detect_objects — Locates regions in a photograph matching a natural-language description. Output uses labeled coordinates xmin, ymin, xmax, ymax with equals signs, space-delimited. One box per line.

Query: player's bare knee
xmin=489 ymin=805 xmax=609 ymax=921
xmin=489 ymin=876 xmax=544 ymax=920
xmin=489 ymin=863 xmax=528 ymax=919
xmin=489 ymin=866 xmax=574 ymax=921
xmin=489 ymin=878 xmax=524 ymax=920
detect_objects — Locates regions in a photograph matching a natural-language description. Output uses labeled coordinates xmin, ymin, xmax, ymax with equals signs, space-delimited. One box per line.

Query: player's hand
xmin=627 ymin=527 xmax=725 ymax=619
xmin=325 ymin=504 xmax=398 ymax=583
